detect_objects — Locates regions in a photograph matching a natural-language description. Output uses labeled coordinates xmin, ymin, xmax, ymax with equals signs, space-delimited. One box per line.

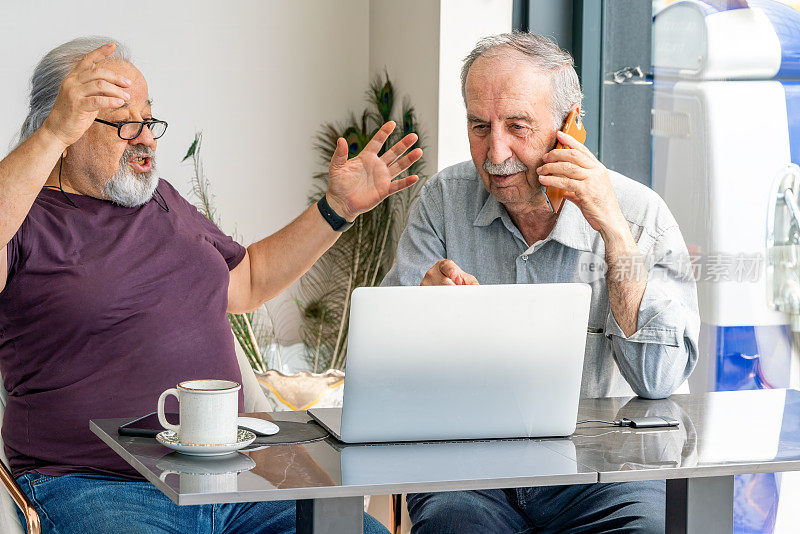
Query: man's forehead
xmin=467 ymin=110 xmax=537 ymax=123
xmin=104 ymin=58 xmax=145 ymax=80
xmin=467 ymin=52 xmax=550 ymax=92
xmin=466 ymin=93 xmax=542 ymax=121
xmin=115 ymin=98 xmax=153 ymax=109
xmin=105 ymin=60 xmax=150 ymax=103
xmin=466 ymin=61 xmax=550 ymax=117
xmin=98 ymin=99 xmax=152 ymax=123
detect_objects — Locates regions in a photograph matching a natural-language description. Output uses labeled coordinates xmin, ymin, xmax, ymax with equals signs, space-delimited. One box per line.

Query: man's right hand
xmin=421 ymin=259 xmax=479 ymax=286
xmin=41 ymin=42 xmax=132 ymax=148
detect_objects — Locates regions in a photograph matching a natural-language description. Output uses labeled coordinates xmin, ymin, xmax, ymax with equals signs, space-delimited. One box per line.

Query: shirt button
xmin=522 ymin=255 xmax=528 ymax=262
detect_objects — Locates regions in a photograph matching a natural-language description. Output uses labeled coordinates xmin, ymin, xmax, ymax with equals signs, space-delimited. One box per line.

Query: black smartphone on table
xmin=118 ymin=411 xmax=178 ymax=437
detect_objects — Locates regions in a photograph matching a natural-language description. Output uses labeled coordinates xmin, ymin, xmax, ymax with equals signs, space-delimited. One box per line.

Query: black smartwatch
xmin=317 ymin=195 xmax=354 ymax=232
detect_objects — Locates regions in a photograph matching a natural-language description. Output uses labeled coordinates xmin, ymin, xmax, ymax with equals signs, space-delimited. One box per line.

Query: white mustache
xmin=483 ymin=158 xmax=528 ymax=176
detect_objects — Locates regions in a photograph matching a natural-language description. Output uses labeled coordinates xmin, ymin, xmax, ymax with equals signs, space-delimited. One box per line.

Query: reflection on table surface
xmin=334 ymin=438 xmax=578 ymax=486
xmin=90 ymin=389 xmax=800 ymax=501
xmin=572 ymin=388 xmax=800 ymax=480
xmin=98 ymin=420 xmax=590 ymax=497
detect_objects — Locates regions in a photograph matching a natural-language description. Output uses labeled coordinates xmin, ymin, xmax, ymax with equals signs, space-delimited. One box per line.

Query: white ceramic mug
xmin=157 ymin=379 xmax=241 ymax=444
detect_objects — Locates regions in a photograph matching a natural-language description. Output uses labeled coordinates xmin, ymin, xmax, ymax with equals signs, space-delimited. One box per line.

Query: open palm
xmin=326 ymin=121 xmax=423 ymax=221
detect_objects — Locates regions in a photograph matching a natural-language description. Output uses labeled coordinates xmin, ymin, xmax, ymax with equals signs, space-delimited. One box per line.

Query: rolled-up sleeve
xmin=604 ymin=224 xmax=700 ymax=399
xmin=381 ymin=181 xmax=446 ymax=287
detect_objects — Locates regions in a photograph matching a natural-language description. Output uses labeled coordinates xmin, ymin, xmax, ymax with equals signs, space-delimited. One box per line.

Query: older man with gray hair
xmin=0 ymin=36 xmax=424 ymax=533
xmin=381 ymin=32 xmax=700 ymax=532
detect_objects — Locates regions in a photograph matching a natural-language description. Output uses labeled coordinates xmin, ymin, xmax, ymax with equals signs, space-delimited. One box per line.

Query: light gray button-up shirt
xmin=381 ymin=160 xmax=700 ymax=399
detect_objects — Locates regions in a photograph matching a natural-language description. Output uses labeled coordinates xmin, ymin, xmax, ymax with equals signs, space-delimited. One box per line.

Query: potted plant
xmin=186 ymin=72 xmax=426 ymax=410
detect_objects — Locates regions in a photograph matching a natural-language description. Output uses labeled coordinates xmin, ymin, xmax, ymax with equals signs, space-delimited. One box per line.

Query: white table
xmin=90 ymin=389 xmax=800 ymax=533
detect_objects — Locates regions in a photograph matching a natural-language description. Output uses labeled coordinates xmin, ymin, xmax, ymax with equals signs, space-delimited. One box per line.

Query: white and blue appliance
xmin=653 ymin=1 xmax=800 ymax=531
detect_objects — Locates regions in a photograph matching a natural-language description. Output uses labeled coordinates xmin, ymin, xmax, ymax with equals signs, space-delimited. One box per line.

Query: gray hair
xmin=461 ymin=32 xmax=583 ymax=129
xmin=16 ymin=36 xmax=132 ymax=148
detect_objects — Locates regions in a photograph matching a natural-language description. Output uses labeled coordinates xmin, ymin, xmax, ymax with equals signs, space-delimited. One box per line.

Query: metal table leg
xmin=297 ymin=496 xmax=364 ymax=534
xmin=666 ymin=476 xmax=733 ymax=534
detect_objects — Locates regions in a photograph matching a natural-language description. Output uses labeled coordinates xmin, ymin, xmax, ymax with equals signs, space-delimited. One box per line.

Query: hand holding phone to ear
xmin=538 ymin=109 xmax=647 ymax=338
xmin=537 ymin=111 xmax=627 ymax=238
xmin=542 ymin=109 xmax=586 ymax=214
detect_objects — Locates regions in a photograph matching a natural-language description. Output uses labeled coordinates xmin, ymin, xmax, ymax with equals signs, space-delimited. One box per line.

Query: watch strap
xmin=317 ymin=195 xmax=354 ymax=232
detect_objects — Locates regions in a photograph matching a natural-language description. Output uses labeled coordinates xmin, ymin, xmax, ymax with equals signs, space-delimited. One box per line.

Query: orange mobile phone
xmin=543 ymin=109 xmax=587 ymax=214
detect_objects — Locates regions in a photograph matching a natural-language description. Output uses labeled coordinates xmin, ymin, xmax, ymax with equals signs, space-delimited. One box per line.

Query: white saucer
xmin=156 ymin=429 xmax=256 ymax=457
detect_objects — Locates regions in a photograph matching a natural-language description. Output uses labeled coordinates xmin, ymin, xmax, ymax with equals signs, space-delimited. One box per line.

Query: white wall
xmin=438 ymin=0 xmax=513 ymax=170
xmin=369 ymin=0 xmax=512 ymax=173
xmin=369 ymin=0 xmax=441 ymax=172
xmin=0 ymin=0 xmax=370 ymax=245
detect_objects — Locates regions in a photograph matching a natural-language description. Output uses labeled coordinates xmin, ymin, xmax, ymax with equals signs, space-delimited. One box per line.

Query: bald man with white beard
xmin=0 ymin=37 xmax=422 ymax=534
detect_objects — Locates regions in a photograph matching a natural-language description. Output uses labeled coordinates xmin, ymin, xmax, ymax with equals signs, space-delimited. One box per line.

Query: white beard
xmin=104 ymin=147 xmax=159 ymax=207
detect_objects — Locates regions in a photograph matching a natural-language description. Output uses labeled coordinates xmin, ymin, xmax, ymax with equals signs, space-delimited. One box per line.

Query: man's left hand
xmin=325 ymin=121 xmax=423 ymax=222
xmin=536 ymin=130 xmax=628 ymax=237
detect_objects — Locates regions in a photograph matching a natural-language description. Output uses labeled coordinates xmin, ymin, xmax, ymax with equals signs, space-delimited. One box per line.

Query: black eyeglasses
xmin=94 ymin=118 xmax=168 ymax=140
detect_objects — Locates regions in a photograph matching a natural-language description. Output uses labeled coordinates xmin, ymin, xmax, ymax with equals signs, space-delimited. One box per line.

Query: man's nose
xmin=487 ymin=129 xmax=513 ymax=165
xmin=129 ymin=124 xmax=157 ymax=150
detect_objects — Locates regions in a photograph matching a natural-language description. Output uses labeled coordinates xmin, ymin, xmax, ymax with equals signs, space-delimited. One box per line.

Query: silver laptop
xmin=309 ymin=283 xmax=591 ymax=443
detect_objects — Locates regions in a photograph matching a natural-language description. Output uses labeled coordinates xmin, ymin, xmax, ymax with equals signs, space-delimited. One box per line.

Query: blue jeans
xmin=407 ymin=481 xmax=665 ymax=533
xmin=16 ymin=472 xmax=388 ymax=534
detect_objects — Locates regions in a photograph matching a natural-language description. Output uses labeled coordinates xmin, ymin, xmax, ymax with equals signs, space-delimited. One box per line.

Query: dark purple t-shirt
xmin=0 ymin=179 xmax=246 ymax=479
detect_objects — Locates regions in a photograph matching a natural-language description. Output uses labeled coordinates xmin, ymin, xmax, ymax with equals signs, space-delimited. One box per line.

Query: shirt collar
xmin=473 ymin=192 xmax=595 ymax=252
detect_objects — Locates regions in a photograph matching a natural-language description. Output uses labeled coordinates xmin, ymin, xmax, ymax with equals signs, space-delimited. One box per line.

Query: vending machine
xmin=652 ymin=0 xmax=800 ymax=530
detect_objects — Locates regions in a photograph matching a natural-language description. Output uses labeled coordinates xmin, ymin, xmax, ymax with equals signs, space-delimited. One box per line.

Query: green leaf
xmin=182 ymin=135 xmax=200 ymax=162
xmin=378 ymin=79 xmax=393 ymax=121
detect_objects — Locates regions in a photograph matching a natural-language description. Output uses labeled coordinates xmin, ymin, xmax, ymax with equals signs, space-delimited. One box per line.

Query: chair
xmin=390 ymin=494 xmax=403 ymax=534
xmin=0 ymin=343 xmax=270 ymax=534
xmin=0 ymin=380 xmax=38 ymax=534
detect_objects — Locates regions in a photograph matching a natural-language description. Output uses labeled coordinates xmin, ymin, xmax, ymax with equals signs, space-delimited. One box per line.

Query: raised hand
xmin=41 ymin=42 xmax=132 ymax=147
xmin=325 ymin=121 xmax=423 ymax=221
